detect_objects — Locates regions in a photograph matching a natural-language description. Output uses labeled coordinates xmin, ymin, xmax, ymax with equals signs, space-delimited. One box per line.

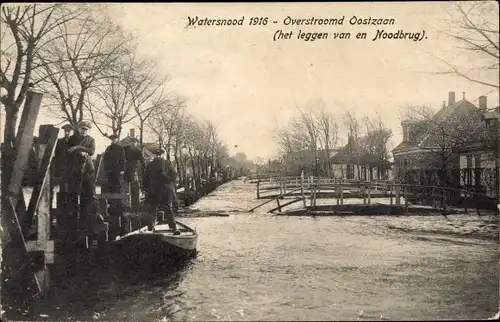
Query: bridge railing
xmin=250 ymin=175 xmax=497 ymax=214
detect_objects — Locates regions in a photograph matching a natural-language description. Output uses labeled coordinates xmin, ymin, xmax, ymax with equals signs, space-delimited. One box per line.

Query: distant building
xmin=283 ymin=148 xmax=340 ymax=176
xmin=330 ymin=133 xmax=391 ymax=181
xmin=119 ymin=129 xmax=156 ymax=161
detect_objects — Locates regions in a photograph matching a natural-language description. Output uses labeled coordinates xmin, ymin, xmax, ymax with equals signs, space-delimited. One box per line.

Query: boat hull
xmin=97 ymin=221 xmax=198 ymax=269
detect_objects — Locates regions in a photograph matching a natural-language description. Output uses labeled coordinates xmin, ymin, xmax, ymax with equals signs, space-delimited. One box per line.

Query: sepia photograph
xmin=0 ymin=1 xmax=499 ymax=321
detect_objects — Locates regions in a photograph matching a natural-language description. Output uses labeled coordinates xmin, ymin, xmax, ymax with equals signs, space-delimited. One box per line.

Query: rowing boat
xmin=104 ymin=220 xmax=198 ymax=268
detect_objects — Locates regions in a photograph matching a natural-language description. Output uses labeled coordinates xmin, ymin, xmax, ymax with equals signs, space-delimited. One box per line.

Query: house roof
xmin=392 ymin=99 xmax=483 ymax=154
xmin=119 ymin=135 xmax=156 ymax=158
xmin=330 ymin=133 xmax=390 ymax=166
xmin=459 ymin=108 xmax=499 ymax=152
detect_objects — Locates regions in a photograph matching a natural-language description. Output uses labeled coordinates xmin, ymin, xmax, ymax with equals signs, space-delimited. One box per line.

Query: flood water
xmin=3 ymin=180 xmax=499 ymax=321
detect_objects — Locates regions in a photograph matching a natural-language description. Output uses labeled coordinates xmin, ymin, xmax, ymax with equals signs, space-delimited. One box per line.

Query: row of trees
xmin=1 ymin=4 xmax=242 ymax=190
xmin=146 ymin=97 xmax=232 ymax=186
xmin=274 ymin=100 xmax=392 ymax=178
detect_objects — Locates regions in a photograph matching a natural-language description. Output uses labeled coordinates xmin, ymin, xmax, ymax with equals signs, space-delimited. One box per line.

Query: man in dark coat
xmin=143 ymin=148 xmax=179 ymax=234
xmin=102 ymin=134 xmax=126 ymax=193
xmin=124 ymin=138 xmax=145 ymax=185
xmin=67 ymin=120 xmax=96 ymax=231
xmin=54 ymin=124 xmax=73 ymax=193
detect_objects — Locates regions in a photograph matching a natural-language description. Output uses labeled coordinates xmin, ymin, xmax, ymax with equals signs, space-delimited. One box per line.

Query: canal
xmin=3 ymin=179 xmax=499 ymax=321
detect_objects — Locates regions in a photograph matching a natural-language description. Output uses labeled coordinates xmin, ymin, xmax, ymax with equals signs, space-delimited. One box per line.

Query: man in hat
xmin=142 ymin=148 xmax=179 ymax=234
xmin=67 ymin=120 xmax=96 ymax=232
xmin=102 ymin=134 xmax=126 ymax=194
xmin=54 ymin=124 xmax=73 ymax=194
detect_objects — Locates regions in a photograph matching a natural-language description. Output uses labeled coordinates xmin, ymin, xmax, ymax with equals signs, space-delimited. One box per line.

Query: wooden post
xmin=26 ymin=157 xmax=54 ymax=295
xmin=432 ymin=187 xmax=436 ymax=208
xmin=276 ymin=197 xmax=281 ymax=213
xmin=361 ymin=184 xmax=366 ymax=204
xmin=367 ymin=182 xmax=371 ymax=205
xmin=395 ymin=184 xmax=401 ymax=205
xmin=442 ymin=187 xmax=447 ymax=213
xmin=23 ymin=126 xmax=59 ymax=237
xmin=340 ymin=185 xmax=344 ymax=205
xmin=404 ymin=185 xmax=409 ymax=207
xmin=8 ymin=92 xmax=43 ymax=196
xmin=313 ymin=184 xmax=317 ymax=208
xmin=257 ymin=180 xmax=260 ymax=199
xmin=283 ymin=181 xmax=287 ymax=195
xmin=390 ymin=184 xmax=393 ymax=205
xmin=300 ymin=176 xmax=306 ymax=208
xmin=336 ymin=184 xmax=340 ymax=205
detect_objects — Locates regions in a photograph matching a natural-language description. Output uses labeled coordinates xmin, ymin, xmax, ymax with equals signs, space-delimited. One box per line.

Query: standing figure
xmin=102 ymin=134 xmax=126 ymax=194
xmin=67 ymin=121 xmax=96 ymax=232
xmin=124 ymin=138 xmax=145 ymax=187
xmin=142 ymin=148 xmax=179 ymax=234
xmin=54 ymin=124 xmax=73 ymax=194
xmin=103 ymin=134 xmax=126 ymax=217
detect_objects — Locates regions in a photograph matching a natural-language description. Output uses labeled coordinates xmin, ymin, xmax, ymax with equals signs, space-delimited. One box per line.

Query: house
xmin=330 ymin=133 xmax=392 ymax=181
xmin=392 ymin=91 xmax=489 ymax=188
xmin=119 ymin=129 xmax=156 ymax=161
xmin=457 ymin=100 xmax=499 ymax=198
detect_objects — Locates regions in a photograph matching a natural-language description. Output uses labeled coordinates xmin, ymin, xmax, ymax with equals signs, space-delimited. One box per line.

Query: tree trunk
xmin=4 ymin=108 xmax=20 ymax=147
xmin=2 ymin=107 xmax=20 ymax=196
xmin=139 ymin=120 xmax=145 ymax=149
xmin=174 ymin=150 xmax=181 ymax=184
xmin=197 ymin=155 xmax=202 ymax=184
xmin=165 ymin=143 xmax=171 ymax=162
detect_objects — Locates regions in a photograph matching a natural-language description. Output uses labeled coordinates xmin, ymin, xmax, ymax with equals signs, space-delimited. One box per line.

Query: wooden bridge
xmin=248 ymin=175 xmax=496 ymax=216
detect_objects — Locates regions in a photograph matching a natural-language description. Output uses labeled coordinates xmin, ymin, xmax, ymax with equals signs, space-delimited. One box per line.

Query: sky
xmin=6 ymin=1 xmax=499 ymax=161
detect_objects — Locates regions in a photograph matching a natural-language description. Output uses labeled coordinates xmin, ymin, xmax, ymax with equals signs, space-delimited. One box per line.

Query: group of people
xmin=53 ymin=121 xmax=180 ymax=235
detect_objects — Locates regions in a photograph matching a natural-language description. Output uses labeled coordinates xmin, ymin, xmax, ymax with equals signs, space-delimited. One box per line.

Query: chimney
xmin=401 ymin=121 xmax=409 ymax=142
xmin=442 ymin=101 xmax=446 ymax=108
xmin=478 ymin=96 xmax=487 ymax=110
xmin=448 ymin=91 xmax=455 ymax=106
xmin=462 ymin=92 xmax=466 ymax=100
xmin=129 ymin=128 xmax=135 ymax=138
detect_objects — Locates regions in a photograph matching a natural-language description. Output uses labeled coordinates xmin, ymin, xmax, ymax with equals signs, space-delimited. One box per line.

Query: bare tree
xmin=147 ymin=95 xmax=186 ymax=159
xmin=275 ymin=102 xmax=341 ymax=176
xmin=1 ymin=4 xmax=81 ymax=145
xmin=342 ymin=111 xmax=362 ymax=177
xmin=434 ymin=1 xmax=499 ymax=89
xmin=85 ymin=61 xmax=134 ymax=139
xmin=317 ymin=109 xmax=339 ymax=176
xmin=34 ymin=5 xmax=133 ymax=127
xmin=126 ymin=55 xmax=169 ymax=147
xmin=400 ymin=104 xmax=484 ymax=187
xmin=361 ymin=113 xmax=393 ymax=180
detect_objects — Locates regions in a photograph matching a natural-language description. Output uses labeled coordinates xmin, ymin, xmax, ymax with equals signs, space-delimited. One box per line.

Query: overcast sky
xmin=29 ymin=2 xmax=500 ymax=160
